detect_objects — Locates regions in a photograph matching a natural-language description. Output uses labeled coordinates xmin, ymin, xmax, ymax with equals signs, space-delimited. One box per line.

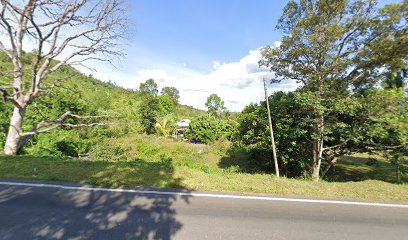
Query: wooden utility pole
xmin=396 ymin=156 xmax=401 ymax=184
xmin=263 ymin=78 xmax=280 ymax=177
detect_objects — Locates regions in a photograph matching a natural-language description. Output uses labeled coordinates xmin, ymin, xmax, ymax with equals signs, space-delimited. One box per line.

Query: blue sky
xmin=85 ymin=0 xmax=400 ymax=112
xmin=128 ymin=0 xmax=286 ymax=69
xmin=89 ymin=0 xmax=291 ymax=111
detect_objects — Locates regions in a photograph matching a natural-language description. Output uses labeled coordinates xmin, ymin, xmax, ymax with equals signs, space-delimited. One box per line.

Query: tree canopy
xmin=205 ymin=94 xmax=227 ymax=116
xmin=139 ymin=79 xmax=159 ymax=96
xmin=161 ymin=86 xmax=180 ymax=104
xmin=259 ymin=0 xmax=408 ymax=181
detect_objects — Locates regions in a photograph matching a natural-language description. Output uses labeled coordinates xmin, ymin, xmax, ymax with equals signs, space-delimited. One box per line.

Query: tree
xmin=383 ymin=66 xmax=407 ymax=89
xmin=155 ymin=117 xmax=176 ymax=137
xmin=0 ymin=0 xmax=126 ymax=155
xmin=139 ymin=95 xmax=159 ymax=135
xmin=233 ymin=93 xmax=311 ymax=176
xmin=260 ymin=0 xmax=407 ymax=181
xmin=205 ymin=93 xmax=226 ymax=115
xmin=158 ymin=95 xmax=175 ymax=115
xmin=185 ymin=114 xmax=235 ymax=144
xmin=139 ymin=79 xmax=158 ymax=96
xmin=161 ymin=86 xmax=180 ymax=104
xmin=351 ymin=89 xmax=407 ymax=158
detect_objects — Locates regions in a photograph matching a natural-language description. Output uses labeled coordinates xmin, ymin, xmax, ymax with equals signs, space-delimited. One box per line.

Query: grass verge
xmin=1 ymin=155 xmax=407 ymax=203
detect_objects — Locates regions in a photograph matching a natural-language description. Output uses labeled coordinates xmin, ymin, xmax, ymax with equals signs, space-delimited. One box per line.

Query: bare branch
xmin=1 ymin=0 xmax=127 ymax=154
xmin=322 ymin=144 xmax=343 ymax=152
xmin=366 ymin=145 xmax=405 ymax=151
xmin=21 ymin=111 xmax=117 ymax=137
xmin=68 ymin=114 xmax=118 ymax=120
xmin=0 ymin=86 xmax=10 ymax=100
xmin=1 ymin=0 xmax=127 ymax=106
xmin=36 ymin=73 xmax=78 ymax=94
xmin=0 ymin=40 xmax=12 ymax=58
xmin=25 ymin=122 xmax=114 ymax=136
xmin=0 ymin=0 xmax=17 ymax=53
xmin=0 ymin=86 xmax=21 ymax=108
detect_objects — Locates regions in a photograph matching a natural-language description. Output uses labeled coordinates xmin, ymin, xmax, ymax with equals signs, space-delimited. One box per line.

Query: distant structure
xmin=175 ymin=119 xmax=191 ymax=136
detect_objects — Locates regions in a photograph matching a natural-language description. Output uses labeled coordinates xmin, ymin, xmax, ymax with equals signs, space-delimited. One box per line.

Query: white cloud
xmin=136 ymin=69 xmax=173 ymax=83
xmin=212 ymin=61 xmax=221 ymax=70
xmin=274 ymin=41 xmax=282 ymax=48
xmin=81 ymin=48 xmax=299 ymax=112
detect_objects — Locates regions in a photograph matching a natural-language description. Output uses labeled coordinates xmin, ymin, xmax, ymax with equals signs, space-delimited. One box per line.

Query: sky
xmin=84 ymin=0 xmax=296 ymax=112
xmin=34 ymin=0 xmax=400 ymax=112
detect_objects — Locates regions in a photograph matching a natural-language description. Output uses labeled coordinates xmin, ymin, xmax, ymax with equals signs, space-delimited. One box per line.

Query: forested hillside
xmin=0 ymin=52 xmax=204 ymax=158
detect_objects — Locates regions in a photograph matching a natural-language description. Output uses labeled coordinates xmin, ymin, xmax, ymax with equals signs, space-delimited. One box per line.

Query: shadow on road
xmin=0 ymin=184 xmax=191 ymax=239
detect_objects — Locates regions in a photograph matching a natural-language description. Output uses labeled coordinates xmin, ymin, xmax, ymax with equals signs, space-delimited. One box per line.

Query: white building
xmin=175 ymin=119 xmax=191 ymax=135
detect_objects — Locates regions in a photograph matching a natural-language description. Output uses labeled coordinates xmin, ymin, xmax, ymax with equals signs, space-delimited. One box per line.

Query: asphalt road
xmin=0 ymin=180 xmax=407 ymax=240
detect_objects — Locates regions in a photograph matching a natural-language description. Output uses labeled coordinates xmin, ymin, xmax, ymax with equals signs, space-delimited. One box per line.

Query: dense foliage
xmin=232 ymin=88 xmax=407 ymax=178
xmin=259 ymin=0 xmax=407 ymax=180
xmin=136 ymin=79 xmax=201 ymax=134
xmin=185 ymin=114 xmax=236 ymax=144
xmin=233 ymin=92 xmax=311 ymax=176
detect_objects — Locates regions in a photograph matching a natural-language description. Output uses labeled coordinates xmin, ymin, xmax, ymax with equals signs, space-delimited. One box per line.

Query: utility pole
xmin=396 ymin=155 xmax=401 ymax=184
xmin=263 ymin=78 xmax=279 ymax=178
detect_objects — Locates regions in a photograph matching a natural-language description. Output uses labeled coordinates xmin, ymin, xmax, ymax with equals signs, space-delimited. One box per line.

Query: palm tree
xmin=155 ymin=118 xmax=176 ymax=137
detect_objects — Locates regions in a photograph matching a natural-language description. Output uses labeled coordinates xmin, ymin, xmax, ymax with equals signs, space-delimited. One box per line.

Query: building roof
xmin=176 ymin=119 xmax=191 ymax=128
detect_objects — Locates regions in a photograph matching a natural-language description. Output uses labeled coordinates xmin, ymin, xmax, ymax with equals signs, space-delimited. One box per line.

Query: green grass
xmin=1 ymin=135 xmax=407 ymax=203
xmin=0 ymin=155 xmax=184 ymax=189
xmin=326 ymin=153 xmax=408 ymax=183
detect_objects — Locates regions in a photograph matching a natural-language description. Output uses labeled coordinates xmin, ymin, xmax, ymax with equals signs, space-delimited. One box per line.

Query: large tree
xmin=0 ymin=0 xmax=127 ymax=155
xmin=205 ymin=93 xmax=226 ymax=116
xmin=139 ymin=95 xmax=159 ymax=135
xmin=161 ymin=86 xmax=180 ymax=104
xmin=260 ymin=0 xmax=407 ymax=181
xmin=139 ymin=79 xmax=158 ymax=96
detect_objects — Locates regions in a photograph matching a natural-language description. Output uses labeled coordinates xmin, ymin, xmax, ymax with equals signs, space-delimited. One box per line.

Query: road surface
xmin=0 ymin=179 xmax=407 ymax=240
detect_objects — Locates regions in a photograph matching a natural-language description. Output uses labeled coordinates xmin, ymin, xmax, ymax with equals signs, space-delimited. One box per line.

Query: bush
xmin=232 ymin=92 xmax=311 ymax=177
xmin=185 ymin=114 xmax=236 ymax=144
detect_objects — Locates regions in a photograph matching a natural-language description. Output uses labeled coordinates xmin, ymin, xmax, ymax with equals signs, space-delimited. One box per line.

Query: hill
xmin=0 ymin=51 xmax=204 ymax=156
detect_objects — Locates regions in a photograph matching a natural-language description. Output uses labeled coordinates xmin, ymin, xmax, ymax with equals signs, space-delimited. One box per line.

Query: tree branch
xmin=0 ymin=86 xmax=21 ymax=108
xmin=322 ymin=144 xmax=343 ymax=152
xmin=21 ymin=111 xmax=117 ymax=137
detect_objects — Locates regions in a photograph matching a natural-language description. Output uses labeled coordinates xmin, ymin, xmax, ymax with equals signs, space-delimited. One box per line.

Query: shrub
xmin=185 ymin=114 xmax=236 ymax=144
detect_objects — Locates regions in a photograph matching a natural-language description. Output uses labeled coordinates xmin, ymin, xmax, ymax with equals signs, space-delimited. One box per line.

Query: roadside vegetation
xmin=0 ymin=0 xmax=407 ymax=203
xmin=1 ymin=136 xmax=407 ymax=202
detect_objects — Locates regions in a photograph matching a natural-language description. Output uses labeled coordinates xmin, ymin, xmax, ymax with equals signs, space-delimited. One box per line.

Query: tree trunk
xmin=312 ymin=140 xmax=320 ymax=181
xmin=4 ymin=106 xmax=25 ymax=155
xmin=320 ymin=157 xmax=337 ymax=180
xmin=312 ymin=116 xmax=324 ymax=182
